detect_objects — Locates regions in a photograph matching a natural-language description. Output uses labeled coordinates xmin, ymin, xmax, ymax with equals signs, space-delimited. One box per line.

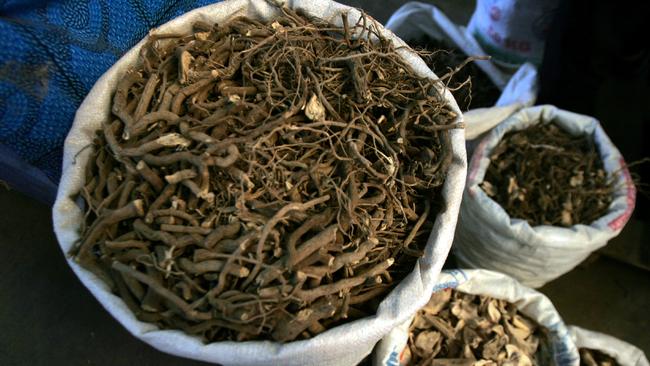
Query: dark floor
xmin=540 ymin=256 xmax=650 ymax=350
xmin=0 ymin=189 xmax=211 ymax=366
xmin=1 ymin=0 xmax=648 ymax=365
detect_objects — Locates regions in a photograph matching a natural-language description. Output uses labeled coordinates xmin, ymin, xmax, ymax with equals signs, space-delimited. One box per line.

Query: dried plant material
xmin=415 ymin=331 xmax=442 ymax=355
xmin=579 ymin=348 xmax=619 ymax=366
xmin=304 ymin=94 xmax=325 ymax=121
xmin=482 ymin=181 xmax=496 ymax=198
xmin=72 ymin=4 xmax=461 ymax=344
xmin=409 ymin=37 xmax=500 ymax=111
xmin=424 ymin=288 xmax=452 ymax=316
xmin=406 ymin=289 xmax=547 ymax=365
xmin=480 ymin=123 xmax=613 ymax=227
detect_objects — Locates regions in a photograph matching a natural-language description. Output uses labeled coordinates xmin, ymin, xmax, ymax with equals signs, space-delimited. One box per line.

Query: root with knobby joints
xmin=73 ymin=2 xmax=459 ymax=343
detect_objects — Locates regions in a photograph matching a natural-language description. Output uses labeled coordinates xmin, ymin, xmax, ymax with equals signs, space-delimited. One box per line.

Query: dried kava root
xmin=410 ymin=37 xmax=500 ymax=111
xmin=73 ymin=3 xmax=460 ymax=343
xmin=404 ymin=289 xmax=549 ymax=366
xmin=481 ymin=123 xmax=613 ymax=227
xmin=579 ymin=348 xmax=619 ymax=366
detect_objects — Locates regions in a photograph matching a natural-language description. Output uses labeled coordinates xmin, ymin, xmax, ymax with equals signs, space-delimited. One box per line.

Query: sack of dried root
xmin=454 ymin=105 xmax=636 ymax=288
xmin=384 ymin=2 xmax=538 ymax=140
xmin=568 ymin=326 xmax=649 ymax=366
xmin=52 ymin=0 xmax=468 ymax=365
xmin=374 ymin=269 xmax=579 ymax=366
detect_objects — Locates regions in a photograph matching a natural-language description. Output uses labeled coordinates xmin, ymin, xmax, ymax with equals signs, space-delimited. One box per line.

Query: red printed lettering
xmin=489 ymin=6 xmax=501 ymax=21
xmin=503 ymin=38 xmax=532 ymax=53
xmin=487 ymin=25 xmax=501 ymax=44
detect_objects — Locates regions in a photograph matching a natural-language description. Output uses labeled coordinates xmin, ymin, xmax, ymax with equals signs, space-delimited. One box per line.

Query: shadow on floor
xmin=540 ymin=256 xmax=650 ymax=352
xmin=0 ymin=189 xmax=211 ymax=366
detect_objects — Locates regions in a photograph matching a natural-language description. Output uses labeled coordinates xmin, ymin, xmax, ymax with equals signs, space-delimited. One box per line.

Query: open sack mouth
xmin=403 ymin=288 xmax=552 ymax=366
xmin=480 ymin=120 xmax=613 ymax=228
xmin=56 ymin=0 xmax=466 ymax=353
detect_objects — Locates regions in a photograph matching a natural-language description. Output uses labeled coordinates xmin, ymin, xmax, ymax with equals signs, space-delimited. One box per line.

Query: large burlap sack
xmin=374 ymin=269 xmax=580 ymax=366
xmin=384 ymin=1 xmax=538 ymax=141
xmin=569 ymin=326 xmax=649 ymax=366
xmin=455 ymin=105 xmax=636 ymax=288
xmin=51 ymin=1 xmax=468 ymax=365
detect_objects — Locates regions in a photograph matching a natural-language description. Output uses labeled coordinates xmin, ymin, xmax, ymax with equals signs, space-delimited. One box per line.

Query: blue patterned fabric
xmin=0 ymin=0 xmax=220 ymax=195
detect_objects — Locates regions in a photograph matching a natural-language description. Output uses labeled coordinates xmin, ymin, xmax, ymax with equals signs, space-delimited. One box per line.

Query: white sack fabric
xmin=384 ymin=2 xmax=538 ymax=140
xmin=569 ymin=326 xmax=649 ymax=366
xmin=374 ymin=269 xmax=580 ymax=366
xmin=468 ymin=0 xmax=560 ymax=67
xmin=51 ymin=1 xmax=468 ymax=365
xmin=455 ymin=105 xmax=636 ymax=288
xmin=386 ymin=1 xmax=510 ymax=90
